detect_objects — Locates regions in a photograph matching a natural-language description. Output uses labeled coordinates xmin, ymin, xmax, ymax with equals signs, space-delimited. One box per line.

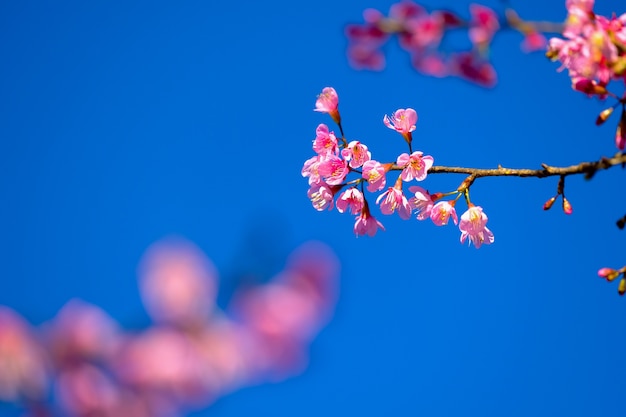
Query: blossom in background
xmin=468 ymin=4 xmax=500 ymax=47
xmin=0 ymin=308 xmax=48 ymax=402
xmin=459 ymin=206 xmax=495 ymax=248
xmin=0 ymin=238 xmax=340 ymax=417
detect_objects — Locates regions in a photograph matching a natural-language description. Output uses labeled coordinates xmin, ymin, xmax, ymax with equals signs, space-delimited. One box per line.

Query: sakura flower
xmin=362 ymin=160 xmax=388 ymax=192
xmin=408 ymin=186 xmax=434 ymax=220
xmin=450 ymin=52 xmax=497 ymax=87
xmin=318 ymin=155 xmax=348 ymax=186
xmin=312 ymin=124 xmax=338 ymax=156
xmin=336 ymin=188 xmax=365 ymax=215
xmin=376 ymin=186 xmax=411 ymax=220
xmin=354 ymin=204 xmax=385 ymax=237
xmin=396 ymin=151 xmax=434 ymax=181
xmin=459 ymin=205 xmax=494 ymax=249
xmin=430 ymin=200 xmax=458 ymax=226
xmin=314 ymin=87 xmax=341 ymax=124
xmin=301 ymin=155 xmax=323 ymax=185
xmin=521 ymin=31 xmax=547 ymax=52
xmin=383 ymin=108 xmax=418 ymax=142
xmin=307 ymin=182 xmax=335 ymax=211
xmin=341 ymin=141 xmax=371 ymax=168
xmin=468 ymin=4 xmax=500 ymax=46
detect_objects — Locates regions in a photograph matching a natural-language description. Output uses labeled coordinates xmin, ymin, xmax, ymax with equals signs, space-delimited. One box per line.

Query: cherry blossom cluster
xmin=345 ymin=0 xmax=548 ymax=87
xmin=547 ymin=0 xmax=626 ymax=150
xmin=303 ymin=87 xmax=495 ymax=248
xmin=0 ymin=238 xmax=339 ymax=417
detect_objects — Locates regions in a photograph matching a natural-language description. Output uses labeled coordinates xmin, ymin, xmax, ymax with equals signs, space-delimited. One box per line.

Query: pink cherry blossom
xmin=138 ymin=239 xmax=218 ymax=327
xmin=353 ymin=205 xmax=385 ymax=237
xmin=341 ymin=141 xmax=371 ymax=168
xmin=408 ymin=186 xmax=434 ymax=220
xmin=459 ymin=205 xmax=495 ymax=249
xmin=396 ymin=151 xmax=434 ymax=181
xmin=521 ymin=31 xmax=547 ymax=52
xmin=450 ymin=52 xmax=497 ymax=88
xmin=376 ymin=186 xmax=412 ymax=220
xmin=430 ymin=201 xmax=458 ymax=226
xmin=0 ymin=307 xmax=48 ymax=402
xmin=307 ymin=182 xmax=335 ymax=211
xmin=383 ymin=108 xmax=418 ymax=141
xmin=361 ymin=160 xmax=388 ymax=192
xmin=301 ymin=155 xmax=323 ymax=185
xmin=468 ymin=4 xmax=500 ymax=46
xmin=318 ymin=155 xmax=348 ymax=185
xmin=312 ymin=124 xmax=338 ymax=156
xmin=314 ymin=87 xmax=341 ymax=123
xmin=336 ymin=188 xmax=365 ymax=215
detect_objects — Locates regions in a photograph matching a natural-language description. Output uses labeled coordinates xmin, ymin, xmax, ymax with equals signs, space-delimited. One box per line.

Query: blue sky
xmin=1 ymin=0 xmax=625 ymax=416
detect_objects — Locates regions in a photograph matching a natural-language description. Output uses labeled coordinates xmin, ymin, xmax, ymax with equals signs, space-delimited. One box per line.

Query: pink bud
xmin=562 ymin=197 xmax=573 ymax=215
xmin=543 ymin=196 xmax=557 ymax=210
xmin=598 ymin=267 xmax=620 ymax=282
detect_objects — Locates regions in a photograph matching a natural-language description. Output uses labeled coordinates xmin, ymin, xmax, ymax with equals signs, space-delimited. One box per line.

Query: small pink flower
xmin=450 ymin=52 xmax=497 ymax=87
xmin=459 ymin=205 xmax=494 ymax=249
xmin=362 ymin=160 xmax=388 ymax=192
xmin=383 ymin=108 xmax=418 ymax=142
xmin=312 ymin=124 xmax=338 ymax=156
xmin=354 ymin=205 xmax=385 ymax=237
xmin=336 ymin=188 xmax=365 ymax=215
xmin=314 ymin=87 xmax=341 ymax=124
xmin=521 ymin=31 xmax=547 ymax=52
xmin=341 ymin=141 xmax=371 ymax=168
xmin=408 ymin=186 xmax=434 ymax=220
xmin=301 ymin=155 xmax=323 ymax=185
xmin=307 ymin=182 xmax=335 ymax=211
xmin=376 ymin=187 xmax=412 ymax=220
xmin=396 ymin=151 xmax=434 ymax=181
xmin=318 ymin=155 xmax=348 ymax=185
xmin=430 ymin=201 xmax=458 ymax=226
xmin=468 ymin=4 xmax=500 ymax=46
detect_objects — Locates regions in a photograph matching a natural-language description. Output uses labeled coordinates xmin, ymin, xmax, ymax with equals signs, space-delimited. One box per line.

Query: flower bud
xmin=616 ymin=109 xmax=626 ymax=151
xmin=562 ymin=197 xmax=573 ymax=215
xmin=618 ymin=277 xmax=626 ymax=296
xmin=543 ymin=196 xmax=557 ymax=210
xmin=598 ymin=267 xmax=620 ymax=282
xmin=595 ymin=107 xmax=614 ymax=126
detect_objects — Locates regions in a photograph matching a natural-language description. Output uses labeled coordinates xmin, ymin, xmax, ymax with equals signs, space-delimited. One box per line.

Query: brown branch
xmin=411 ymin=152 xmax=626 ymax=188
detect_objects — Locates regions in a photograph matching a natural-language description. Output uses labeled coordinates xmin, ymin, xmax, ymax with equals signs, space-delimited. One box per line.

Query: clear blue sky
xmin=1 ymin=0 xmax=625 ymax=416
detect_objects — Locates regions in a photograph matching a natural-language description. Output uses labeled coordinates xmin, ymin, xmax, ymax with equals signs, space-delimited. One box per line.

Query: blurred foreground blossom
xmin=0 ymin=238 xmax=340 ymax=417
